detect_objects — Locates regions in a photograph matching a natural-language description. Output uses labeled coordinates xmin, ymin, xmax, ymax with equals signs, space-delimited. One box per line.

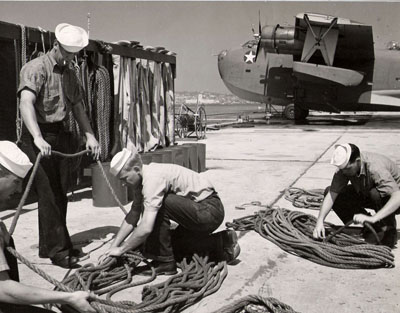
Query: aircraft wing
xmin=295 ymin=12 xmax=374 ymax=62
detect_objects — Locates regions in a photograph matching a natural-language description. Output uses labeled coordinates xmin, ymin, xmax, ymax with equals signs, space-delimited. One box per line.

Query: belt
xmin=38 ymin=122 xmax=64 ymax=133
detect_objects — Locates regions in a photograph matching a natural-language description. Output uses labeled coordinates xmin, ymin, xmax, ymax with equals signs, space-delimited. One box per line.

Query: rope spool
xmin=226 ymin=205 xmax=394 ymax=269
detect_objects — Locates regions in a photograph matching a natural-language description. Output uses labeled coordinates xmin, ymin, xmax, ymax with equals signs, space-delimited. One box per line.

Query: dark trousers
xmin=326 ymin=185 xmax=398 ymax=229
xmin=143 ymin=192 xmax=225 ymax=262
xmin=19 ymin=124 xmax=72 ymax=261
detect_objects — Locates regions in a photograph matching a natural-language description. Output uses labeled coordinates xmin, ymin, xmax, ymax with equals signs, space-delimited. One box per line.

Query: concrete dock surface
xmin=2 ymin=113 xmax=399 ymax=313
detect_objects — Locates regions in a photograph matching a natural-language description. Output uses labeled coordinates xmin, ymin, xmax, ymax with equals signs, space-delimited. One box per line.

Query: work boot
xmin=137 ymin=260 xmax=178 ymax=276
xmin=220 ymin=229 xmax=241 ymax=264
xmin=381 ymin=227 xmax=398 ymax=248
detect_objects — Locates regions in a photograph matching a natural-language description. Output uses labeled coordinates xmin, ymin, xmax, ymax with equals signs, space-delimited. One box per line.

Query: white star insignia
xmin=244 ymin=50 xmax=256 ymax=64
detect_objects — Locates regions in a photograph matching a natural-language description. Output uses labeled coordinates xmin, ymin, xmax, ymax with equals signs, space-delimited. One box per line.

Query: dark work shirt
xmin=17 ymin=51 xmax=81 ymax=124
xmin=330 ymin=152 xmax=400 ymax=199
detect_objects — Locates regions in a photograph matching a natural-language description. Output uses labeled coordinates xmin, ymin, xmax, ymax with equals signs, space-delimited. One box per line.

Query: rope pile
xmin=211 ymin=294 xmax=299 ymax=313
xmin=8 ymin=150 xmax=228 ymax=312
xmin=141 ymin=255 xmax=227 ymax=313
xmin=60 ymin=251 xmax=155 ymax=300
xmin=8 ymin=246 xmax=227 ymax=313
xmin=284 ymin=187 xmax=324 ymax=210
xmin=226 ymin=205 xmax=394 ymax=269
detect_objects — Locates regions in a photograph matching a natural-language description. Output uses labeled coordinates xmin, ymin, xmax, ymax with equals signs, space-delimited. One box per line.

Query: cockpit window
xmin=241 ymin=40 xmax=258 ymax=48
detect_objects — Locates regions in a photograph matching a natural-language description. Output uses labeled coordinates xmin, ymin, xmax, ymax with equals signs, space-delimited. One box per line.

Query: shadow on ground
xmin=71 ymin=226 xmax=119 ymax=248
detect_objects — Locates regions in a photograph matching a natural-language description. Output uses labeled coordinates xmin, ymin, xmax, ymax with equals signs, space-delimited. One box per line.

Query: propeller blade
xmin=255 ymin=39 xmax=261 ymax=62
xmin=255 ymin=10 xmax=262 ymax=62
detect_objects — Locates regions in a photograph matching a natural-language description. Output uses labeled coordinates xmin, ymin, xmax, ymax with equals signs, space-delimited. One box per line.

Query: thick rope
xmin=210 ymin=294 xmax=299 ymax=313
xmin=226 ymin=205 xmax=394 ymax=269
xmin=15 ymin=24 xmax=26 ymax=144
xmin=9 ymin=150 xmax=89 ymax=236
xmin=7 ymin=149 xmax=227 ymax=312
xmin=89 ymin=66 xmax=111 ymax=162
xmin=95 ymin=160 xmax=128 ymax=215
xmin=284 ymin=187 xmax=324 ymax=210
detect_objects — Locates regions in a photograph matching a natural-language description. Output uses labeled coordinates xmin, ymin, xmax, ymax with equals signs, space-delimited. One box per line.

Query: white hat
xmin=0 ymin=141 xmax=33 ymax=178
xmin=55 ymin=23 xmax=88 ymax=53
xmin=330 ymin=143 xmax=352 ymax=169
xmin=110 ymin=148 xmax=132 ymax=176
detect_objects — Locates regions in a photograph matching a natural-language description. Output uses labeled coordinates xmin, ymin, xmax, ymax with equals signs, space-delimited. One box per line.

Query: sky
xmin=0 ymin=1 xmax=399 ymax=93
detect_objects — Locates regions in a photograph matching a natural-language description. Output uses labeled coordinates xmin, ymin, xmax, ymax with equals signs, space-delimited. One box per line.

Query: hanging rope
xmin=226 ymin=205 xmax=394 ymax=269
xmin=284 ymin=187 xmax=324 ymax=210
xmin=210 ymin=294 xmax=299 ymax=313
xmin=89 ymin=66 xmax=112 ymax=161
xmin=15 ymin=24 xmax=26 ymax=144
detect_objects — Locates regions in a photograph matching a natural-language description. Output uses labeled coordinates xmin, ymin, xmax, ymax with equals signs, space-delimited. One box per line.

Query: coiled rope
xmin=7 ymin=245 xmax=227 ymax=313
xmin=15 ymin=24 xmax=26 ymax=144
xmin=226 ymin=205 xmax=394 ymax=269
xmin=89 ymin=66 xmax=112 ymax=162
xmin=211 ymin=294 xmax=299 ymax=313
xmin=284 ymin=187 xmax=324 ymax=210
xmin=8 ymin=150 xmax=227 ymax=312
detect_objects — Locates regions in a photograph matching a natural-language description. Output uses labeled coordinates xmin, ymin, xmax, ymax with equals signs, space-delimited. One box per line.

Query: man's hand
xmin=98 ymin=246 xmax=123 ymax=264
xmin=353 ymin=214 xmax=374 ymax=225
xmin=85 ymin=134 xmax=100 ymax=160
xmin=33 ymin=136 xmax=51 ymax=156
xmin=313 ymin=221 xmax=326 ymax=239
xmin=67 ymin=291 xmax=97 ymax=313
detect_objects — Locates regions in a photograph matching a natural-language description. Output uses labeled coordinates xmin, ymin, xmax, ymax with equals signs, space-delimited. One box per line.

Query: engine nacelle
xmin=260 ymin=25 xmax=303 ymax=56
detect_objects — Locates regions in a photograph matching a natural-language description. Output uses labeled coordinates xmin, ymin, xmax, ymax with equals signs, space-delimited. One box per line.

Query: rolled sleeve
xmin=372 ymin=170 xmax=399 ymax=197
xmin=330 ymin=171 xmax=349 ymax=194
xmin=18 ymin=62 xmax=45 ymax=96
xmin=142 ymin=176 xmax=168 ymax=212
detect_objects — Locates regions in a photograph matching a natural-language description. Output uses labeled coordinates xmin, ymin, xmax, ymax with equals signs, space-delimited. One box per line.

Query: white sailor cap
xmin=110 ymin=148 xmax=133 ymax=176
xmin=0 ymin=141 xmax=32 ymax=178
xmin=55 ymin=23 xmax=89 ymax=53
xmin=330 ymin=143 xmax=352 ymax=169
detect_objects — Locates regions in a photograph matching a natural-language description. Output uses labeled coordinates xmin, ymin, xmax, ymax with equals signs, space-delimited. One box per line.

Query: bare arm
xmin=0 ymin=271 xmax=95 ymax=312
xmin=354 ymin=190 xmax=400 ymax=224
xmin=110 ymin=219 xmax=135 ymax=248
xmin=106 ymin=210 xmax=158 ymax=258
xmin=118 ymin=210 xmax=157 ymax=254
xmin=19 ymin=89 xmax=51 ymax=156
xmin=313 ymin=190 xmax=338 ymax=239
xmin=99 ymin=205 xmax=142 ymax=263
xmin=71 ymin=102 xmax=100 ymax=159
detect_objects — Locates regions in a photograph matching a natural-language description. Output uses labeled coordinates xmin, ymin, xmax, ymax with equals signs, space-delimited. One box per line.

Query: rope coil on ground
xmin=226 ymin=205 xmax=394 ymax=269
xmin=284 ymin=187 xmax=324 ymax=210
xmin=211 ymin=294 xmax=299 ymax=313
xmin=9 ymin=245 xmax=227 ymax=313
xmin=8 ymin=150 xmax=227 ymax=312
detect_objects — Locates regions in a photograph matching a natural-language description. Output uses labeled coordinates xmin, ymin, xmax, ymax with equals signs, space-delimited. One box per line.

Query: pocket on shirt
xmin=43 ymin=91 xmax=61 ymax=113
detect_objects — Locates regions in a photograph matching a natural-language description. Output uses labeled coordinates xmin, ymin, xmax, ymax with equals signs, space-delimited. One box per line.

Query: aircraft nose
xmin=217 ymin=50 xmax=228 ymax=78
xmin=218 ymin=50 xmax=228 ymax=62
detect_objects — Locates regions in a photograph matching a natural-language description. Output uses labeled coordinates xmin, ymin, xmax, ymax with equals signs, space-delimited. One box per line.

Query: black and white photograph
xmin=0 ymin=1 xmax=399 ymax=312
